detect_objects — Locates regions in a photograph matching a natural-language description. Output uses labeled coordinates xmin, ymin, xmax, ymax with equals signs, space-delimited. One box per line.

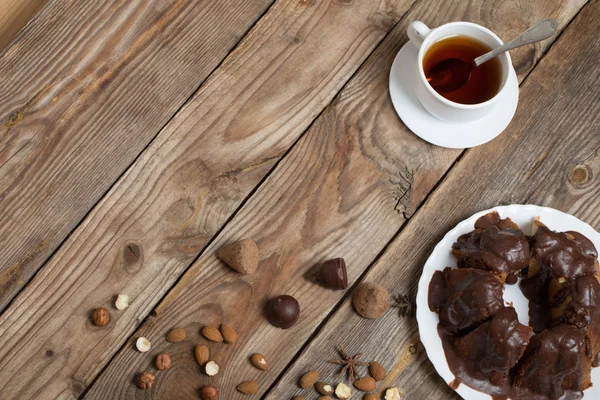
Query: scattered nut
xmin=364 ymin=394 xmax=378 ymax=400
xmin=195 ymin=344 xmax=210 ymax=365
xmin=155 ymin=353 xmax=171 ymax=370
xmin=315 ymin=382 xmax=334 ymax=396
xmin=369 ymin=361 xmax=386 ymax=381
xmin=91 ymin=307 xmax=110 ymax=326
xmin=385 ymin=387 xmax=403 ymax=400
xmin=354 ymin=377 xmax=377 ymax=392
xmin=205 ymin=360 xmax=219 ymax=376
xmin=299 ymin=370 xmax=320 ymax=389
xmin=201 ymin=385 xmax=218 ymax=400
xmin=251 ymin=353 xmax=269 ymax=371
xmin=220 ymin=324 xmax=238 ymax=343
xmin=217 ymin=239 xmax=259 ymax=274
xmin=136 ymin=337 xmax=151 ymax=352
xmin=136 ymin=371 xmax=155 ymax=389
xmin=335 ymin=382 xmax=352 ymax=399
xmin=352 ymin=282 xmax=390 ymax=319
xmin=237 ymin=380 xmax=259 ymax=394
xmin=166 ymin=327 xmax=186 ymax=343
xmin=114 ymin=294 xmax=130 ymax=310
xmin=202 ymin=326 xmax=224 ymax=342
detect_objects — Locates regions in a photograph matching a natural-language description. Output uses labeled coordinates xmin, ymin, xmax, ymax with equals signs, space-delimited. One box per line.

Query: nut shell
xmin=166 ymin=327 xmax=186 ymax=343
xmin=202 ymin=326 xmax=224 ymax=342
xmin=251 ymin=353 xmax=269 ymax=371
xmin=195 ymin=344 xmax=210 ymax=365
xmin=91 ymin=307 xmax=110 ymax=326
xmin=352 ymin=282 xmax=390 ymax=319
xmin=354 ymin=377 xmax=377 ymax=392
xmin=315 ymin=382 xmax=334 ymax=396
xmin=364 ymin=394 xmax=378 ymax=400
xmin=237 ymin=380 xmax=259 ymax=394
xmin=136 ymin=371 xmax=155 ymax=389
xmin=369 ymin=361 xmax=386 ymax=381
xmin=220 ymin=324 xmax=238 ymax=343
xmin=299 ymin=370 xmax=320 ymax=388
xmin=155 ymin=353 xmax=172 ymax=370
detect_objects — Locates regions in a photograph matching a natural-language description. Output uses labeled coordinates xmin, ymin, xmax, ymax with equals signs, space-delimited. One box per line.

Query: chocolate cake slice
xmin=514 ymin=324 xmax=591 ymax=399
xmin=429 ymin=267 xmax=504 ymax=334
xmin=453 ymin=306 xmax=532 ymax=386
xmin=452 ymin=212 xmax=530 ymax=282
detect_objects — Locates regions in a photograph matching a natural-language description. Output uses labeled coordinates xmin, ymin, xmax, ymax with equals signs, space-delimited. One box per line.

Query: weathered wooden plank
xmin=266 ymin=1 xmax=600 ymax=399
xmin=0 ymin=0 xmax=47 ymax=51
xmin=0 ymin=0 xmax=418 ymax=398
xmin=0 ymin=0 xmax=275 ymax=310
xmin=84 ymin=1 xmax=587 ymax=398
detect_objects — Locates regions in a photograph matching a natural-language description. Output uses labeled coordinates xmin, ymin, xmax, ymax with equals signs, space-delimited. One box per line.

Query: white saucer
xmin=416 ymin=205 xmax=600 ymax=400
xmin=389 ymin=42 xmax=519 ymax=149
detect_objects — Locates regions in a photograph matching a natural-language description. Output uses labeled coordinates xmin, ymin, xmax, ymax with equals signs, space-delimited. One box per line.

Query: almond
xmin=354 ymin=377 xmax=377 ymax=392
xmin=220 ymin=324 xmax=238 ymax=343
xmin=251 ymin=353 xmax=269 ymax=371
xmin=217 ymin=239 xmax=259 ymax=274
xmin=237 ymin=380 xmax=259 ymax=394
xmin=166 ymin=327 xmax=186 ymax=343
xmin=194 ymin=344 xmax=209 ymax=365
xmin=365 ymin=394 xmax=378 ymax=400
xmin=202 ymin=326 xmax=223 ymax=342
xmin=315 ymin=382 xmax=334 ymax=396
xmin=369 ymin=361 xmax=386 ymax=381
xmin=299 ymin=370 xmax=320 ymax=389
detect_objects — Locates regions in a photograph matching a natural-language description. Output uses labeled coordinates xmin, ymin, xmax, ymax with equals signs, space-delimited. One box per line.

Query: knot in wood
xmin=569 ymin=164 xmax=592 ymax=187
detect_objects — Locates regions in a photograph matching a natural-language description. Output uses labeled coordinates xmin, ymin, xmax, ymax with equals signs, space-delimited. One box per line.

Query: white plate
xmin=389 ymin=42 xmax=519 ymax=149
xmin=416 ymin=204 xmax=600 ymax=400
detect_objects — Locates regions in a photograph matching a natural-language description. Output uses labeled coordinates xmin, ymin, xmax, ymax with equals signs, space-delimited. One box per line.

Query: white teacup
xmin=407 ymin=21 xmax=512 ymax=123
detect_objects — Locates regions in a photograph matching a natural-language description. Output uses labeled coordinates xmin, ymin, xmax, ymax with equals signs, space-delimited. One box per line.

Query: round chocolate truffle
xmin=352 ymin=282 xmax=390 ymax=319
xmin=265 ymin=295 xmax=300 ymax=329
xmin=318 ymin=258 xmax=348 ymax=290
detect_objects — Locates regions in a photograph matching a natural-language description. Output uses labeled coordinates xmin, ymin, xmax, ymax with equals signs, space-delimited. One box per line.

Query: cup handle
xmin=407 ymin=21 xmax=431 ymax=49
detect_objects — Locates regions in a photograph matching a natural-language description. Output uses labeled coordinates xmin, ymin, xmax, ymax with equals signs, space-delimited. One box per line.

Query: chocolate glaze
xmin=429 ymin=268 xmax=503 ymax=334
xmin=566 ymin=231 xmax=598 ymax=258
xmin=514 ymin=324 xmax=587 ymax=399
xmin=318 ymin=258 xmax=348 ymax=290
xmin=530 ymin=226 xmax=597 ymax=278
xmin=521 ymin=265 xmax=553 ymax=333
xmin=452 ymin=225 xmax=530 ymax=274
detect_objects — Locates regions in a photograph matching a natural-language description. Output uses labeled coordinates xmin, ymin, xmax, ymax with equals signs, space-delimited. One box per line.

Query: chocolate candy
xmin=318 ymin=258 xmax=348 ymax=290
xmin=265 ymin=295 xmax=300 ymax=329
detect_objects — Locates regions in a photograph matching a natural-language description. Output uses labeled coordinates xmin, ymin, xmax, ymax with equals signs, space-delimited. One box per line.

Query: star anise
xmin=328 ymin=344 xmax=368 ymax=382
xmin=392 ymin=293 xmax=416 ymax=317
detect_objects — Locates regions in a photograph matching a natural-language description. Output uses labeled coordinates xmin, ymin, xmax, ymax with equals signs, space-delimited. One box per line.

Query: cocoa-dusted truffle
xmin=265 ymin=295 xmax=300 ymax=329
xmin=318 ymin=258 xmax=348 ymax=290
xmin=352 ymin=282 xmax=389 ymax=319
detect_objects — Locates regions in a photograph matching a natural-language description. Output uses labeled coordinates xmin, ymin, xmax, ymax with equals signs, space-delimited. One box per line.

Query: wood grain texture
xmin=0 ymin=0 xmax=47 ymax=51
xmin=0 ymin=0 xmax=416 ymax=398
xmin=84 ymin=1 xmax=587 ymax=399
xmin=0 ymin=0 xmax=275 ymax=310
xmin=266 ymin=1 xmax=600 ymax=399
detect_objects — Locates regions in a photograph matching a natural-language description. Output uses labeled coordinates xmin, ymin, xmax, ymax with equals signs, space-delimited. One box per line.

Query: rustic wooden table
xmin=0 ymin=0 xmax=598 ymax=399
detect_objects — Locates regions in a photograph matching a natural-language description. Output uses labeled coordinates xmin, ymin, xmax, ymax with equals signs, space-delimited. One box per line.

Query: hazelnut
xmin=155 ymin=353 xmax=171 ymax=370
xmin=205 ymin=360 xmax=219 ymax=376
xmin=136 ymin=337 xmax=151 ymax=352
xmin=136 ymin=371 xmax=155 ymax=389
xmin=201 ymin=385 xmax=218 ymax=400
xmin=115 ymin=294 xmax=130 ymax=310
xmin=335 ymin=382 xmax=352 ymax=399
xmin=91 ymin=307 xmax=110 ymax=326
xmin=385 ymin=387 xmax=403 ymax=400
